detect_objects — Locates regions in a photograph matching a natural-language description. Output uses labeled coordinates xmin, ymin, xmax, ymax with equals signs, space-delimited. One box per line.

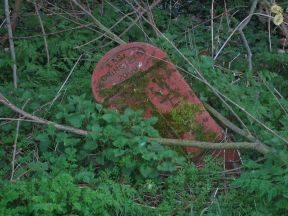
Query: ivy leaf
xmin=35 ymin=133 xmax=50 ymax=152
xmin=140 ymin=165 xmax=158 ymax=178
xmin=157 ymin=162 xmax=177 ymax=172
xmin=67 ymin=114 xmax=85 ymax=127
xmin=84 ymin=139 xmax=98 ymax=151
xmin=102 ymin=113 xmax=120 ymax=123
xmin=28 ymin=161 xmax=48 ymax=173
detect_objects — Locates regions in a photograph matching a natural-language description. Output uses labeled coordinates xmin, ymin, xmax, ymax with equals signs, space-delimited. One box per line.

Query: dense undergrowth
xmin=1 ymin=0 xmax=288 ymax=215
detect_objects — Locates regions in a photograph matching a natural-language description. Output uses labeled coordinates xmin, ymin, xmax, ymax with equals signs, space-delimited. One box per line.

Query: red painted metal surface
xmin=92 ymin=42 xmax=240 ymax=169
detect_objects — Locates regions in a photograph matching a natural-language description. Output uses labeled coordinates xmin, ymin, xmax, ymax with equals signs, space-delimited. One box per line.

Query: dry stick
xmin=4 ymin=0 xmax=17 ymax=88
xmin=268 ymin=6 xmax=272 ymax=51
xmin=261 ymin=79 xmax=288 ymax=117
xmin=93 ymin=0 xmax=160 ymax=49
xmin=237 ymin=0 xmax=259 ymax=71
xmin=50 ymin=55 xmax=83 ymax=108
xmin=203 ymin=102 xmax=258 ymax=142
xmin=76 ymin=11 xmax=136 ymax=49
xmin=149 ymin=138 xmax=272 ymax=155
xmin=137 ymin=0 xmax=160 ymax=37
xmin=10 ymin=100 xmax=29 ymax=181
xmin=38 ymin=2 xmax=124 ymax=49
xmin=71 ymin=0 xmax=125 ymax=44
xmin=211 ymin=0 xmax=215 ymax=57
xmin=107 ymin=0 xmax=161 ymax=41
xmin=0 ymin=93 xmax=88 ymax=136
xmin=214 ymin=1 xmax=258 ymax=60
xmin=239 ymin=30 xmax=253 ymax=71
xmin=0 ymin=92 xmax=274 ymax=156
xmin=42 ymin=1 xmax=114 ymax=41
xmin=0 ymin=18 xmax=7 ymax=28
xmin=14 ymin=23 xmax=93 ymax=39
xmin=35 ymin=1 xmax=50 ymax=65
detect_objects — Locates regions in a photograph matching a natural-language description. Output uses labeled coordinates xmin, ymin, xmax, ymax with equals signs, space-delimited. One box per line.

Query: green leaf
xmin=84 ymin=139 xmax=98 ymax=151
xmin=35 ymin=133 xmax=50 ymax=152
xmin=67 ymin=114 xmax=85 ymax=127
xmin=157 ymin=162 xmax=177 ymax=172
xmin=140 ymin=165 xmax=158 ymax=178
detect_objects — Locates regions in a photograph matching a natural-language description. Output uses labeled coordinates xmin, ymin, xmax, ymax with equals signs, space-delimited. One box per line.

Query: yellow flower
xmin=271 ymin=4 xmax=283 ymax=14
xmin=273 ymin=13 xmax=284 ymax=26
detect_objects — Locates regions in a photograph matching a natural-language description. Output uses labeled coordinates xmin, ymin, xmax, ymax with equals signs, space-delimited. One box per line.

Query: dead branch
xmin=0 ymin=92 xmax=275 ymax=156
xmin=150 ymin=138 xmax=272 ymax=155
xmin=0 ymin=92 xmax=88 ymax=136
xmin=10 ymin=99 xmax=29 ymax=181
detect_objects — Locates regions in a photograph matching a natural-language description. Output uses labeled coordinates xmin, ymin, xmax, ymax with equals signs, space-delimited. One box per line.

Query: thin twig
xmin=203 ymin=102 xmax=258 ymax=142
xmin=239 ymin=30 xmax=253 ymax=71
xmin=75 ymin=11 xmax=136 ymax=48
xmin=10 ymin=99 xmax=29 ymax=181
xmin=71 ymin=0 xmax=125 ymax=44
xmin=4 ymin=0 xmax=17 ymax=88
xmin=214 ymin=0 xmax=259 ymax=60
xmin=211 ymin=0 xmax=215 ymax=57
xmin=35 ymin=1 xmax=50 ymax=64
xmin=50 ymin=54 xmax=83 ymax=108
xmin=150 ymin=138 xmax=272 ymax=155
xmin=0 ymin=92 xmax=88 ymax=136
xmin=13 ymin=23 xmax=93 ymax=39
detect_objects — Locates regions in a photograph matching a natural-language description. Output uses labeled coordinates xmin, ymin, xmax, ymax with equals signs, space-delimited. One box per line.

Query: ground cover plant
xmin=1 ymin=0 xmax=288 ymax=215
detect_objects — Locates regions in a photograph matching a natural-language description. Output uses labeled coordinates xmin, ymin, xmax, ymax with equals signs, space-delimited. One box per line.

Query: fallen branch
xmin=150 ymin=138 xmax=271 ymax=155
xmin=0 ymin=92 xmax=88 ymax=136
xmin=0 ymin=92 xmax=274 ymax=156
xmin=203 ymin=102 xmax=257 ymax=142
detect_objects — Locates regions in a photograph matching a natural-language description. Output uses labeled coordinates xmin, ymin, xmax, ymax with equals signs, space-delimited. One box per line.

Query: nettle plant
xmin=35 ymin=95 xmax=186 ymax=180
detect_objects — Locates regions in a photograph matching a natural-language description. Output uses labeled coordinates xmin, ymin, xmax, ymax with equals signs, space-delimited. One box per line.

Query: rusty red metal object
xmin=92 ymin=42 xmax=240 ymax=169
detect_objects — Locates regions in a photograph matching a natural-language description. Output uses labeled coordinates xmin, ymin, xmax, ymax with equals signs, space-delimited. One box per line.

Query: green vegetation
xmin=1 ymin=0 xmax=288 ymax=215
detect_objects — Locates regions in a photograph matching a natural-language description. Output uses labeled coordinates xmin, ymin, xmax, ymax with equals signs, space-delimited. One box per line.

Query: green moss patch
xmin=99 ymin=60 xmax=217 ymax=145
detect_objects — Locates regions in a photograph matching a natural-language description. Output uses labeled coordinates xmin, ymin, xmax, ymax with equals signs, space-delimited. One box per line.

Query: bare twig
xmin=0 ymin=92 xmax=88 ymax=136
xmin=75 ymin=11 xmax=136 ymax=48
xmin=50 ymin=55 xmax=83 ymax=108
xmin=211 ymin=0 xmax=215 ymax=57
xmin=203 ymin=102 xmax=258 ymax=142
xmin=4 ymin=0 xmax=17 ymax=88
xmin=214 ymin=0 xmax=259 ymax=60
xmin=239 ymin=30 xmax=253 ymax=71
xmin=71 ymin=0 xmax=125 ymax=44
xmin=150 ymin=138 xmax=272 ymax=155
xmin=13 ymin=23 xmax=93 ymax=39
xmin=35 ymin=1 xmax=50 ymax=64
xmin=10 ymin=99 xmax=29 ymax=181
